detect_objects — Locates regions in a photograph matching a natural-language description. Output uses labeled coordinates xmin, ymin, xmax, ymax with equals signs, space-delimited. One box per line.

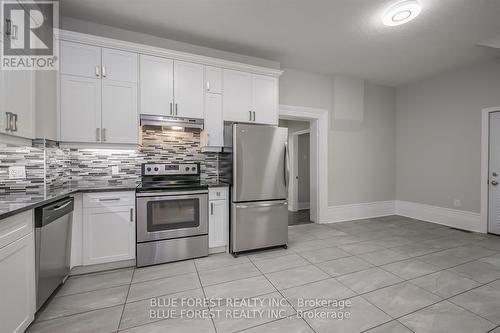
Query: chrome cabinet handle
xmin=492 ymin=180 xmax=499 ymax=186
xmin=11 ymin=113 xmax=17 ymax=132
xmin=95 ymin=66 xmax=100 ymax=77
xmin=253 ymin=111 xmax=256 ymax=122
xmin=175 ymin=103 xmax=178 ymax=115
xmin=249 ymin=111 xmax=252 ymax=121
xmin=169 ymin=102 xmax=173 ymax=115
xmin=210 ymin=202 xmax=214 ymax=215
xmin=102 ymin=66 xmax=107 ymax=78
xmin=206 ymin=81 xmax=210 ymax=91
xmin=130 ymin=208 xmax=134 ymax=222
xmin=5 ymin=112 xmax=12 ymax=131
xmin=5 ymin=18 xmax=11 ymax=36
xmin=102 ymin=128 xmax=106 ymax=141
xmin=236 ymin=201 xmax=288 ymax=209
xmin=96 ymin=128 xmax=101 ymax=142
xmin=98 ymin=198 xmax=121 ymax=202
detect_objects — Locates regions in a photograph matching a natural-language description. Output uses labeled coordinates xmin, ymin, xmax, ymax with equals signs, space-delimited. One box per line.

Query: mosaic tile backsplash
xmin=0 ymin=127 xmax=229 ymax=194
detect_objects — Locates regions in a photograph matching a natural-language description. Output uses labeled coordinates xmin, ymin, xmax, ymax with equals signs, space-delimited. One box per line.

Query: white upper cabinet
xmin=59 ymin=41 xmax=138 ymax=144
xmin=61 ymin=42 xmax=101 ymax=78
xmin=140 ymin=55 xmax=174 ymax=116
xmin=173 ymin=60 xmax=204 ymax=119
xmin=102 ymin=48 xmax=138 ymax=83
xmin=252 ymin=74 xmax=278 ymax=125
xmin=205 ymin=66 xmax=222 ymax=94
xmin=223 ymin=69 xmax=253 ymax=122
xmin=222 ymin=69 xmax=277 ymax=125
xmin=60 ymin=75 xmax=101 ymax=143
xmin=139 ymin=57 xmax=204 ymax=118
xmin=203 ymin=93 xmax=223 ymax=147
xmin=0 ymin=70 xmax=34 ymax=139
xmin=101 ymin=80 xmax=138 ymax=144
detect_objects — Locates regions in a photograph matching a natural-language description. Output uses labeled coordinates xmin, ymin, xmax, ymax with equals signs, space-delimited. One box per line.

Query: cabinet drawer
xmin=0 ymin=210 xmax=33 ymax=249
xmin=83 ymin=191 xmax=135 ymax=208
xmin=209 ymin=187 xmax=228 ymax=200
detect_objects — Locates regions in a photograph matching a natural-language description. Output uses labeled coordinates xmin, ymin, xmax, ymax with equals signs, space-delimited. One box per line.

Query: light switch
xmin=8 ymin=166 xmax=26 ymax=179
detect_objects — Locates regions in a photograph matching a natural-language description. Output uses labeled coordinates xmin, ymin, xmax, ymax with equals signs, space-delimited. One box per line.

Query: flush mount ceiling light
xmin=382 ymin=0 xmax=422 ymax=26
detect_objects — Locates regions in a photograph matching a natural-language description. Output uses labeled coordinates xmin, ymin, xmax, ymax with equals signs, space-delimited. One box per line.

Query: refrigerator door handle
xmin=235 ymin=201 xmax=288 ymax=209
xmin=284 ymin=141 xmax=289 ymax=188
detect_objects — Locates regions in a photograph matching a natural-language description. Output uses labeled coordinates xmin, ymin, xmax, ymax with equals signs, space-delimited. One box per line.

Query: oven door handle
xmin=136 ymin=190 xmax=209 ymax=197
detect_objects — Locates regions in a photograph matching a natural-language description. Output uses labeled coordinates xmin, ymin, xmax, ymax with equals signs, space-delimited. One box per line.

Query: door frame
xmin=279 ymin=105 xmax=329 ymax=223
xmin=480 ymin=105 xmax=500 ymax=233
xmin=288 ymin=129 xmax=310 ymax=212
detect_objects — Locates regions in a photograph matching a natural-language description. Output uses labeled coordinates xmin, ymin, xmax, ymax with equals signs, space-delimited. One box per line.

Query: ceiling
xmin=60 ymin=0 xmax=500 ymax=86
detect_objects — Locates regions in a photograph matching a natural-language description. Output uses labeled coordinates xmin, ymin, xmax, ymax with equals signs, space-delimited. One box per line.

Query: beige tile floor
xmin=27 ymin=215 xmax=500 ymax=333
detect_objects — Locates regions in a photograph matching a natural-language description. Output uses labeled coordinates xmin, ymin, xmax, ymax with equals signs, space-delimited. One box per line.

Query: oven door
xmin=136 ymin=191 xmax=208 ymax=242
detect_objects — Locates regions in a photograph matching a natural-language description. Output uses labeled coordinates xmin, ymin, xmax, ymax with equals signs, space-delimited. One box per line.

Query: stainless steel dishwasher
xmin=34 ymin=197 xmax=74 ymax=310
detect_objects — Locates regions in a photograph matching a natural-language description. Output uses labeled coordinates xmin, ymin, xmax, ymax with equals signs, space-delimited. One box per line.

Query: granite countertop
xmin=0 ymin=180 xmax=231 ymax=221
xmin=0 ymin=181 xmax=139 ymax=221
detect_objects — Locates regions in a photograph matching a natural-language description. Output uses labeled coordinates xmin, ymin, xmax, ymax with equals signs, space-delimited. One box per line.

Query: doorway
xmin=488 ymin=111 xmax=500 ymax=235
xmin=279 ymin=119 xmax=312 ymax=225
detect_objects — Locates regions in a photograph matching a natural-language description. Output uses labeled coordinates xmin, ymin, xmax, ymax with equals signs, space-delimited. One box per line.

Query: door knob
xmin=492 ymin=180 xmax=499 ymax=186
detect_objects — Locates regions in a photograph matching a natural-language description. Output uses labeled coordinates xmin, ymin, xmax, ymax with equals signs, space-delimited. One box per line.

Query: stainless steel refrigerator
xmin=230 ymin=123 xmax=289 ymax=255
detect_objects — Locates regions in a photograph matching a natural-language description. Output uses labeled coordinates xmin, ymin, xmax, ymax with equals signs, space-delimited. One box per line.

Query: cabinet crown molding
xmin=55 ymin=29 xmax=283 ymax=77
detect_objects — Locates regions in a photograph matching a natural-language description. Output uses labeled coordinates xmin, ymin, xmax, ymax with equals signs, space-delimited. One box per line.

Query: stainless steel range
xmin=136 ymin=163 xmax=208 ymax=267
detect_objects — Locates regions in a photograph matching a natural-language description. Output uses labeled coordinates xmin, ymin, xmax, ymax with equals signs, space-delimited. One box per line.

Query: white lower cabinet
xmin=82 ymin=192 xmax=135 ymax=266
xmin=208 ymin=187 xmax=229 ymax=251
xmin=0 ymin=211 xmax=35 ymax=333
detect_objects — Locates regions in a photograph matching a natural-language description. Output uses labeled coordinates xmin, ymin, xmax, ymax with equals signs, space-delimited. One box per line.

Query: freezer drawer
xmin=231 ymin=200 xmax=288 ymax=253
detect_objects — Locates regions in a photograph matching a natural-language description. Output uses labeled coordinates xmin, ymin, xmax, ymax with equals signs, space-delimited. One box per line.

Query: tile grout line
xmin=194 ymin=259 xmax=219 ymax=333
xmin=246 ymin=254 xmax=319 ymax=333
xmin=116 ymin=271 xmax=134 ymax=332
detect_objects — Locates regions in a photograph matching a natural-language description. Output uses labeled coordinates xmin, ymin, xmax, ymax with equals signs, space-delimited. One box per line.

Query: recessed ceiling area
xmin=60 ymin=0 xmax=500 ymax=86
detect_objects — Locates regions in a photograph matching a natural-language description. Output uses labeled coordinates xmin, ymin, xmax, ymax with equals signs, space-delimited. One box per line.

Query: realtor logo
xmin=1 ymin=0 xmax=59 ymax=70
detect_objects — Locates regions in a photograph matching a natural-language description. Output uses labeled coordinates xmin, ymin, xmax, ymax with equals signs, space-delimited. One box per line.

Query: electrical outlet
xmin=8 ymin=166 xmax=26 ymax=179
xmin=111 ymin=165 xmax=119 ymax=175
xmin=453 ymin=199 xmax=461 ymax=208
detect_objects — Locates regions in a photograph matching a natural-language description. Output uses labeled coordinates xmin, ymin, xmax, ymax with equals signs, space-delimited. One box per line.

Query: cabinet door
xmin=205 ymin=66 xmax=222 ymax=94
xmin=0 ymin=233 xmax=35 ymax=333
xmin=208 ymin=200 xmax=228 ymax=248
xmin=61 ymin=41 xmax=101 ymax=78
xmin=173 ymin=60 xmax=204 ymax=119
xmin=83 ymin=206 xmax=135 ymax=265
xmin=0 ymin=69 xmax=34 ymax=138
xmin=252 ymin=74 xmax=278 ymax=125
xmin=223 ymin=69 xmax=252 ymax=122
xmin=203 ymin=93 xmax=223 ymax=147
xmin=102 ymin=80 xmax=138 ymax=144
xmin=60 ymin=74 xmax=101 ymax=142
xmin=139 ymin=55 xmax=174 ymax=116
xmin=102 ymin=48 xmax=138 ymax=83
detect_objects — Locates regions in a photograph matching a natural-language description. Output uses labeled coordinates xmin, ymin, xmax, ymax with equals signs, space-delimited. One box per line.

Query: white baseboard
xmin=322 ymin=200 xmax=395 ymax=223
xmin=394 ymin=200 xmax=483 ymax=233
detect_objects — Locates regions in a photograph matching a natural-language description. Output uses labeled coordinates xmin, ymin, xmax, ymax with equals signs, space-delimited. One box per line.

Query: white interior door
xmin=489 ymin=112 xmax=500 ymax=235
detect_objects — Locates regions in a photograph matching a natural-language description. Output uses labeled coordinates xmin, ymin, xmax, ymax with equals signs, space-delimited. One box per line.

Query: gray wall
xmin=396 ymin=60 xmax=500 ymax=213
xmin=61 ymin=17 xmax=280 ymax=69
xmin=298 ymin=133 xmax=310 ymax=205
xmin=279 ymin=68 xmax=397 ymax=206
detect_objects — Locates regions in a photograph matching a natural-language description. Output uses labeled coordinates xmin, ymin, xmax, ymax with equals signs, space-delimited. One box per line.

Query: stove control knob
xmin=192 ymin=167 xmax=196 ymax=172
xmin=154 ymin=167 xmax=159 ymax=172
xmin=185 ymin=167 xmax=190 ymax=171
xmin=146 ymin=167 xmax=151 ymax=172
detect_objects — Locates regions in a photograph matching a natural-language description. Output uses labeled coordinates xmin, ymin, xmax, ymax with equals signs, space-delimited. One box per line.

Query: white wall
xmin=396 ymin=60 xmax=500 ymax=213
xmin=279 ymin=68 xmax=397 ymax=207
